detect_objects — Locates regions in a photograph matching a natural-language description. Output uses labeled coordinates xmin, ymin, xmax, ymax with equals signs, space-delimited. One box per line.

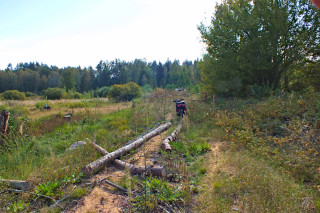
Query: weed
xmin=35 ymin=181 xmax=62 ymax=197
xmin=71 ymin=187 xmax=87 ymax=199
xmin=7 ymin=200 xmax=29 ymax=213
xmin=133 ymin=177 xmax=184 ymax=212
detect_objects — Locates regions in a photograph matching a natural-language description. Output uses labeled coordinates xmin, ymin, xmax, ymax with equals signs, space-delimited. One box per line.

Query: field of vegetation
xmin=1 ymin=89 xmax=319 ymax=212
xmin=197 ymin=91 xmax=320 ymax=212
xmin=0 ymin=0 xmax=319 ymax=212
xmin=0 ymin=89 xmax=210 ymax=212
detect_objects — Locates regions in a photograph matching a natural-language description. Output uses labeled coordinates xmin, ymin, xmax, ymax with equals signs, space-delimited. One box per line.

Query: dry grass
xmin=0 ymin=98 xmax=130 ymax=120
xmin=29 ymin=102 xmax=131 ymax=120
xmin=0 ymin=98 xmax=100 ymax=107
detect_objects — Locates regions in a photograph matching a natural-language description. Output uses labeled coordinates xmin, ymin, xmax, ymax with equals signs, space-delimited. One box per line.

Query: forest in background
xmin=0 ymin=59 xmax=200 ymax=95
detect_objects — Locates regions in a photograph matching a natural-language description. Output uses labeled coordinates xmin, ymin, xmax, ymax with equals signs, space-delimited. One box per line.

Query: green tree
xmin=61 ymin=68 xmax=76 ymax=91
xmin=198 ymin=0 xmax=320 ymax=96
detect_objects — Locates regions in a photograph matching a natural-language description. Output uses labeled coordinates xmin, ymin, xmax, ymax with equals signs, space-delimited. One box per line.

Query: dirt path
xmin=68 ymin=132 xmax=167 ymax=213
xmin=195 ymin=141 xmax=240 ymax=212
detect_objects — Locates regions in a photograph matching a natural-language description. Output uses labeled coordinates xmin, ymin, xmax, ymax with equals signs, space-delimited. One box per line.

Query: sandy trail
xmin=69 ymin=167 xmax=126 ymax=213
xmin=68 ymin=131 xmax=168 ymax=213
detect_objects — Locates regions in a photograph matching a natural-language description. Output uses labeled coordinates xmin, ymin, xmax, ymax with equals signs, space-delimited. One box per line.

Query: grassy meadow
xmin=0 ymin=90 xmax=319 ymax=212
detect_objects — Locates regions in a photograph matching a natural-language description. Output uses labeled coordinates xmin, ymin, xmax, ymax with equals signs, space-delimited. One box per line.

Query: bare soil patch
xmin=69 ymin=167 xmax=127 ymax=213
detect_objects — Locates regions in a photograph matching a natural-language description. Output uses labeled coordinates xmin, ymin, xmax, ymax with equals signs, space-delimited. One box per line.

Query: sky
xmin=0 ymin=0 xmax=219 ymax=69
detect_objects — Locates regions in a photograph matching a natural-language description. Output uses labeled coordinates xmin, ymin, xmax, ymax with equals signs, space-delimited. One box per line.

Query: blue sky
xmin=0 ymin=0 xmax=218 ymax=69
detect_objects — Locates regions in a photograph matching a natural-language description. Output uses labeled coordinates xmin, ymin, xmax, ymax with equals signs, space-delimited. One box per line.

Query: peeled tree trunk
xmin=162 ymin=124 xmax=183 ymax=151
xmin=83 ymin=122 xmax=171 ymax=175
xmin=91 ymin=143 xmax=166 ymax=177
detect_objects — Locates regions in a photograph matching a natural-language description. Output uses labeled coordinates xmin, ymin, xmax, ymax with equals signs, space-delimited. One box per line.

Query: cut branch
xmin=90 ymin=142 xmax=166 ymax=177
xmin=83 ymin=122 xmax=171 ymax=175
xmin=162 ymin=124 xmax=183 ymax=151
xmin=104 ymin=178 xmax=128 ymax=193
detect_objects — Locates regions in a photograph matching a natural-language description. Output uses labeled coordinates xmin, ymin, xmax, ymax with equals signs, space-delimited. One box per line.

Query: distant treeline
xmin=0 ymin=59 xmax=200 ymax=94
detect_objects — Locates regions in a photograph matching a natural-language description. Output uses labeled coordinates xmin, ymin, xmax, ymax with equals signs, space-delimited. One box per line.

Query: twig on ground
xmin=158 ymin=205 xmax=170 ymax=213
xmin=50 ymin=195 xmax=71 ymax=208
xmin=162 ymin=201 xmax=176 ymax=213
xmin=104 ymin=179 xmax=128 ymax=193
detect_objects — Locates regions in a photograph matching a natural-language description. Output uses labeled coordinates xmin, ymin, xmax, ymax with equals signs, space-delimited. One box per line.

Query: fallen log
xmin=0 ymin=179 xmax=31 ymax=191
xmin=91 ymin=143 xmax=166 ymax=177
xmin=162 ymin=124 xmax=183 ymax=151
xmin=0 ymin=110 xmax=10 ymax=134
xmin=83 ymin=122 xmax=171 ymax=175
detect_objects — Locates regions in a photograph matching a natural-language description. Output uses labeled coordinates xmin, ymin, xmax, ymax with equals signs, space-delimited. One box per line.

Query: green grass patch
xmin=198 ymin=149 xmax=318 ymax=212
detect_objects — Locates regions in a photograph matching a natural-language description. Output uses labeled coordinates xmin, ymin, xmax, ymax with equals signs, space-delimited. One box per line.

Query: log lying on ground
xmin=0 ymin=179 xmax=31 ymax=191
xmin=0 ymin=110 xmax=10 ymax=134
xmin=91 ymin=143 xmax=166 ymax=177
xmin=83 ymin=122 xmax=171 ymax=175
xmin=162 ymin=124 xmax=183 ymax=151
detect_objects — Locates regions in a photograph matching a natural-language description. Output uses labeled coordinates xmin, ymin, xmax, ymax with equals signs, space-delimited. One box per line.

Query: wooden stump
xmin=0 ymin=179 xmax=31 ymax=191
xmin=0 ymin=110 xmax=10 ymax=134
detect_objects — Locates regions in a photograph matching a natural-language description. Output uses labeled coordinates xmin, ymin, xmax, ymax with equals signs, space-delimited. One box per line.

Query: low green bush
xmin=43 ymin=88 xmax=64 ymax=100
xmin=73 ymin=92 xmax=82 ymax=99
xmin=25 ymin=92 xmax=37 ymax=97
xmin=95 ymin=87 xmax=110 ymax=97
xmin=1 ymin=90 xmax=26 ymax=100
xmin=109 ymin=82 xmax=142 ymax=101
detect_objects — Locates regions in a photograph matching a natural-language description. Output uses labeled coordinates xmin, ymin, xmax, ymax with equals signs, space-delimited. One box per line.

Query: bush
xmin=1 ymin=90 xmax=26 ymax=100
xmin=109 ymin=82 xmax=142 ymax=102
xmin=72 ymin=92 xmax=82 ymax=99
xmin=43 ymin=88 xmax=64 ymax=100
xmin=142 ymin=84 xmax=153 ymax=94
xmin=95 ymin=87 xmax=110 ymax=97
xmin=25 ymin=92 xmax=37 ymax=97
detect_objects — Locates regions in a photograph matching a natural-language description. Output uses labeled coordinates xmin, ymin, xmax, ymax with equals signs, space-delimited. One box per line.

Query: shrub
xmin=25 ymin=92 xmax=37 ymax=97
xmin=72 ymin=92 xmax=82 ymax=99
xmin=109 ymin=82 xmax=142 ymax=101
xmin=95 ymin=87 xmax=110 ymax=97
xmin=43 ymin=88 xmax=64 ymax=100
xmin=142 ymin=84 xmax=153 ymax=94
xmin=1 ymin=90 xmax=26 ymax=100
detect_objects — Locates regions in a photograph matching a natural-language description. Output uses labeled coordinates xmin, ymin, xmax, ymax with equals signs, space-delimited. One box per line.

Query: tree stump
xmin=0 ymin=110 xmax=10 ymax=134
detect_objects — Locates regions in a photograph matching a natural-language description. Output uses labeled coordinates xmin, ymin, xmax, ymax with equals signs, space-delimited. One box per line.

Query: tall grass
xmin=0 ymin=97 xmax=167 ymax=211
xmin=197 ymin=148 xmax=318 ymax=212
xmin=196 ymin=91 xmax=320 ymax=212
